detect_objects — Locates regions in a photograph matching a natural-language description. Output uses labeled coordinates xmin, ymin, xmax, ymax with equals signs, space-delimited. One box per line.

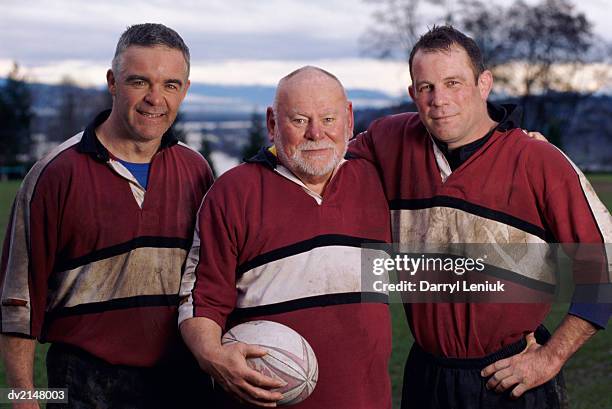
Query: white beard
xmin=275 ymin=133 xmax=349 ymax=178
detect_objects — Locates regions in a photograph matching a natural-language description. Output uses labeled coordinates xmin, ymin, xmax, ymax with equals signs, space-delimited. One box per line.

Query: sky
xmin=1 ymin=0 xmax=611 ymax=96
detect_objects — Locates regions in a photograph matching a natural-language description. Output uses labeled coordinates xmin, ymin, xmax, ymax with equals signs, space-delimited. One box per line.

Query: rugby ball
xmin=221 ymin=320 xmax=318 ymax=406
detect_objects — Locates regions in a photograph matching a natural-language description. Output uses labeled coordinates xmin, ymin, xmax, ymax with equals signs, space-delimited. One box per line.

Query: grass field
xmin=0 ymin=176 xmax=611 ymax=408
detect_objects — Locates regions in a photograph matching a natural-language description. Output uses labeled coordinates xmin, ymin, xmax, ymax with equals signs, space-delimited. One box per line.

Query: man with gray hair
xmin=179 ymin=66 xmax=393 ymax=408
xmin=0 ymin=23 xmax=214 ymax=408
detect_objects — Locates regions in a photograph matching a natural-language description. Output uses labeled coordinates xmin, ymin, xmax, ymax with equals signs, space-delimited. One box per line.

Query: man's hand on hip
xmin=481 ymin=333 xmax=561 ymax=398
xmin=481 ymin=315 xmax=597 ymax=398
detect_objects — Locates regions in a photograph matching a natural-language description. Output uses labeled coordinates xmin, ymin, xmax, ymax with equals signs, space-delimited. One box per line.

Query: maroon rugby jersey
xmin=0 ymin=110 xmax=214 ymax=366
xmin=180 ymin=148 xmax=393 ymax=409
xmin=349 ymin=109 xmax=612 ymax=358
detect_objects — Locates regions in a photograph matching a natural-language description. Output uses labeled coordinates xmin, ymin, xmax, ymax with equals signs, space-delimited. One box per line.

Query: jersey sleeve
xmin=0 ymin=171 xmax=60 ymax=338
xmin=529 ymin=143 xmax=612 ymax=329
xmin=178 ymin=183 xmax=239 ymax=330
xmin=567 ymin=302 xmax=611 ymax=329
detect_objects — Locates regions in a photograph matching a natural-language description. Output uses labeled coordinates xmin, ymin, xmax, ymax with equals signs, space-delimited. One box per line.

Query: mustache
xmin=296 ymin=141 xmax=336 ymax=151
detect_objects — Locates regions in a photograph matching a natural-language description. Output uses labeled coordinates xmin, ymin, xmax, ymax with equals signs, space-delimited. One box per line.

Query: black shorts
xmin=401 ymin=326 xmax=567 ymax=409
xmin=46 ymin=342 xmax=215 ymax=409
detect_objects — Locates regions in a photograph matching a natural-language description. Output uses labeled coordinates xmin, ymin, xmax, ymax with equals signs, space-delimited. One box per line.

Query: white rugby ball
xmin=221 ymin=320 xmax=318 ymax=406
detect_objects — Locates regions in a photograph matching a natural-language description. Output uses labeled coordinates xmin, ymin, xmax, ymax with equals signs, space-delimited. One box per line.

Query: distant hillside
xmin=184 ymin=83 xmax=398 ymax=114
xmin=5 ymin=79 xmax=610 ymax=172
xmin=7 ymin=79 xmax=398 ymax=118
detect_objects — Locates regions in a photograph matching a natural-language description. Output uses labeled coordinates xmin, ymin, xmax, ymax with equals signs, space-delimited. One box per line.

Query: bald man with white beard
xmin=178 ymin=66 xmax=393 ymax=408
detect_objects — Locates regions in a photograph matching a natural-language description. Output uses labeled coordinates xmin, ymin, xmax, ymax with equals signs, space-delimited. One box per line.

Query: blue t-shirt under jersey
xmin=118 ymin=159 xmax=150 ymax=189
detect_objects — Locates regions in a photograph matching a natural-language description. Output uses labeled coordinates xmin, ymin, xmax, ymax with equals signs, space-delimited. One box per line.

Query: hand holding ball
xmin=222 ymin=320 xmax=318 ymax=406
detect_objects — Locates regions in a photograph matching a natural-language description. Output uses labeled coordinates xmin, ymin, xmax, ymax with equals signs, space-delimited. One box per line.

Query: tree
xmin=363 ymin=0 xmax=596 ymax=97
xmin=362 ymin=0 xmax=597 ymax=149
xmin=455 ymin=0 xmax=509 ymax=69
xmin=361 ymin=0 xmax=453 ymax=59
xmin=0 ymin=62 xmax=33 ymax=167
xmin=460 ymin=0 xmax=594 ymax=148
xmin=500 ymin=0 xmax=592 ymax=97
xmin=451 ymin=0 xmax=593 ymax=97
xmin=242 ymin=110 xmax=266 ymax=160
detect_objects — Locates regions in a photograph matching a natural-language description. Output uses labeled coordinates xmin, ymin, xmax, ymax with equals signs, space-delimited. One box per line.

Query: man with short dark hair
xmin=0 ymin=23 xmax=214 ymax=408
xmin=350 ymin=25 xmax=611 ymax=409
xmin=179 ymin=66 xmax=393 ymax=408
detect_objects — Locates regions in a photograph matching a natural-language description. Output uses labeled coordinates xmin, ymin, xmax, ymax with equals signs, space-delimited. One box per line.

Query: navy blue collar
xmin=244 ymin=146 xmax=279 ymax=169
xmin=76 ymin=109 xmax=179 ymax=162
